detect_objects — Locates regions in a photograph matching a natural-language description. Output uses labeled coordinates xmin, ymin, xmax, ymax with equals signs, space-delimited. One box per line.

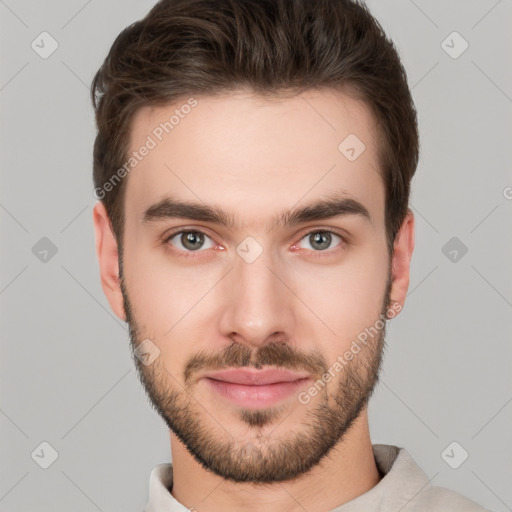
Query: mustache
xmin=184 ymin=341 xmax=327 ymax=384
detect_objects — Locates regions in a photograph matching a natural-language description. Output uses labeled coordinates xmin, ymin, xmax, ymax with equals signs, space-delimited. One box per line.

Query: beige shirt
xmin=143 ymin=444 xmax=491 ymax=511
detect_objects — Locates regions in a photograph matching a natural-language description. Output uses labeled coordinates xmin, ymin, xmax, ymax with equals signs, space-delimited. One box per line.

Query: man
xmin=91 ymin=0 xmax=490 ymax=510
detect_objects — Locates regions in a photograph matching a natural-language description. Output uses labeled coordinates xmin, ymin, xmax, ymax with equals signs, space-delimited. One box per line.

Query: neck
xmin=169 ymin=408 xmax=381 ymax=512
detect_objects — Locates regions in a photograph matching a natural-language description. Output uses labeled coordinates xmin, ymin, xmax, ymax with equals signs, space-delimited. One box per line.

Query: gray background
xmin=1 ymin=0 xmax=511 ymax=510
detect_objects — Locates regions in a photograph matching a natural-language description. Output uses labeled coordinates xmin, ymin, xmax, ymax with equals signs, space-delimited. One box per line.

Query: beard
xmin=120 ymin=269 xmax=392 ymax=484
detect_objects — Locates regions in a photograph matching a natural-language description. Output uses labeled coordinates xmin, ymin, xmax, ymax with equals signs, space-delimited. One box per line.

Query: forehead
xmin=124 ymin=89 xmax=384 ymax=230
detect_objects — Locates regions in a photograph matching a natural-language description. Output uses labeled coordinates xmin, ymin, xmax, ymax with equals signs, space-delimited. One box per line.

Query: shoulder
xmin=372 ymin=444 xmax=492 ymax=512
xmin=408 ymin=484 xmax=492 ymax=511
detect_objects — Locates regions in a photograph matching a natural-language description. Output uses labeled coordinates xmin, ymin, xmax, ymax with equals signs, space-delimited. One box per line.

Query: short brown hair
xmin=91 ymin=0 xmax=419 ymax=256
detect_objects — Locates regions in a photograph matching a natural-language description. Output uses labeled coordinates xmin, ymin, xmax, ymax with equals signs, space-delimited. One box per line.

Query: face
xmin=96 ymin=88 xmax=413 ymax=484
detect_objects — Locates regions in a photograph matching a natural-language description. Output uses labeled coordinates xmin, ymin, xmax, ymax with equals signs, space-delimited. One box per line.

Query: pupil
xmin=183 ymin=231 xmax=203 ymax=251
xmin=312 ymin=232 xmax=330 ymax=250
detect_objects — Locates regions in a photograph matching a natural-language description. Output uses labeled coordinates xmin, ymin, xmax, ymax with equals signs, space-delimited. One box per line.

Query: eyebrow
xmin=141 ymin=193 xmax=372 ymax=231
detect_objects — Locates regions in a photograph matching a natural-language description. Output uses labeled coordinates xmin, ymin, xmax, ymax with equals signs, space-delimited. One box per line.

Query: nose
xmin=217 ymin=243 xmax=296 ymax=349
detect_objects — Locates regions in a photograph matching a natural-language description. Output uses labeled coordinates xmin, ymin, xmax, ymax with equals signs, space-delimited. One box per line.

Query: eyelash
xmin=162 ymin=228 xmax=347 ymax=259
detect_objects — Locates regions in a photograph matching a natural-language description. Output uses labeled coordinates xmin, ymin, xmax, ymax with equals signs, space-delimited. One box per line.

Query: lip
xmin=202 ymin=367 xmax=310 ymax=385
xmin=202 ymin=368 xmax=311 ymax=409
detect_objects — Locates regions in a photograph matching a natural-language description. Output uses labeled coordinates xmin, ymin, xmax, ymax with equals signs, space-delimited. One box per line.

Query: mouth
xmin=201 ymin=367 xmax=311 ymax=409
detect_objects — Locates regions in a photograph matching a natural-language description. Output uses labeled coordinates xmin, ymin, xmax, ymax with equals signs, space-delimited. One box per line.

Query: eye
xmin=295 ymin=230 xmax=345 ymax=253
xmin=164 ymin=229 xmax=215 ymax=256
xmin=163 ymin=228 xmax=346 ymax=259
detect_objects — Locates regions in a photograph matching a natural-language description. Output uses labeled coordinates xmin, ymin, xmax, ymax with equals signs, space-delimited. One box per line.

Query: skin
xmin=93 ymin=88 xmax=414 ymax=512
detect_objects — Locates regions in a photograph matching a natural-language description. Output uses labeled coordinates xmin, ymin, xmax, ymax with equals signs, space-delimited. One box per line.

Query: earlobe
xmin=389 ymin=209 xmax=415 ymax=314
xmin=92 ymin=202 xmax=127 ymax=322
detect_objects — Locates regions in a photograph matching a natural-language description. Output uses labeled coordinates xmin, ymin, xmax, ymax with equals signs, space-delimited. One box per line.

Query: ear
xmin=92 ymin=202 xmax=126 ymax=322
xmin=389 ymin=209 xmax=415 ymax=315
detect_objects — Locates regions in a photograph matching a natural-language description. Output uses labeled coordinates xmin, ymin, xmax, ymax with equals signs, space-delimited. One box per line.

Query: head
xmin=92 ymin=0 xmax=417 ymax=483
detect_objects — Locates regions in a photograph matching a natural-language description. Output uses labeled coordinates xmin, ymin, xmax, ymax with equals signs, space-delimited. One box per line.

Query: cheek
xmin=293 ymin=248 xmax=389 ymax=347
xmin=122 ymin=243 xmax=217 ymax=365
xmin=124 ymin=235 xmax=206 ymax=313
